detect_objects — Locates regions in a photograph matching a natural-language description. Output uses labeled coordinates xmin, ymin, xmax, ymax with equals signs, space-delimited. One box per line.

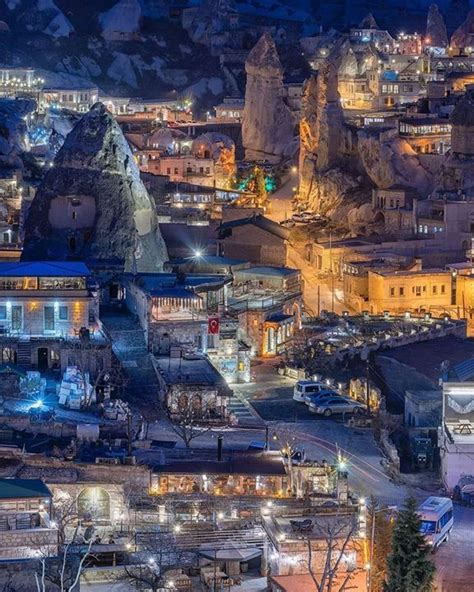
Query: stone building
xmin=229 ymin=266 xmax=303 ymax=357
xmin=42 ymin=85 xmax=99 ymax=113
xmin=0 ymin=478 xmax=58 ymax=560
xmin=218 ymin=214 xmax=290 ymax=267
xmin=125 ymin=271 xmax=250 ymax=383
xmin=439 ymin=380 xmax=474 ymax=491
xmin=367 ymin=268 xmax=452 ymax=315
xmin=153 ymin=354 xmax=232 ymax=422
xmin=263 ymin=507 xmax=366 ymax=588
xmin=0 ymin=261 xmax=111 ymax=373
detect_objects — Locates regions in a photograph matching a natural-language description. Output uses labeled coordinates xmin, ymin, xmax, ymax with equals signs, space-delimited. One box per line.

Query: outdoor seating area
xmin=200 ymin=566 xmax=242 ymax=590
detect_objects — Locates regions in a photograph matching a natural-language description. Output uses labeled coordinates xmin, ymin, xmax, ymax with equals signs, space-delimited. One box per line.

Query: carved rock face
xmin=426 ymin=4 xmax=448 ymax=48
xmin=451 ymin=9 xmax=474 ymax=49
xmin=22 ymin=103 xmax=168 ymax=271
xmin=242 ymin=33 xmax=295 ymax=162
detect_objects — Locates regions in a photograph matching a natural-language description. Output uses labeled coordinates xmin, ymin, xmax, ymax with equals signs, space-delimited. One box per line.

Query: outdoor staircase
xmin=17 ymin=340 xmax=32 ymax=367
xmin=137 ymin=526 xmax=267 ymax=551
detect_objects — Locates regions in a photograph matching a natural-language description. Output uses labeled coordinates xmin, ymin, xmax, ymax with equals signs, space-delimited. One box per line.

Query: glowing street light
xmin=193 ymin=249 xmax=202 ymax=258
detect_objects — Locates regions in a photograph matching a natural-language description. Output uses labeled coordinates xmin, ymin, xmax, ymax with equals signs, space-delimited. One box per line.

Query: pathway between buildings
xmin=100 ymin=310 xmax=159 ymax=412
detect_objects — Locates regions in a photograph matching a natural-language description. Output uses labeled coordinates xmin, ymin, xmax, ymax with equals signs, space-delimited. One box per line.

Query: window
xmin=72 ymin=210 xmax=77 ymax=220
xmin=399 ymin=287 xmax=404 ymax=296
xmin=59 ymin=306 xmax=68 ymax=321
xmin=440 ymin=509 xmax=453 ymax=528
xmin=390 ymin=287 xmax=395 ymax=297
xmin=11 ymin=306 xmax=22 ymax=331
xmin=441 ymin=285 xmax=445 ymax=294
xmin=44 ymin=306 xmax=55 ymax=332
xmin=433 ymin=285 xmax=437 ymax=294
xmin=0 ymin=305 xmax=6 ymax=320
xmin=415 ymin=286 xmax=421 ymax=296
xmin=166 ymin=168 xmax=171 ymax=174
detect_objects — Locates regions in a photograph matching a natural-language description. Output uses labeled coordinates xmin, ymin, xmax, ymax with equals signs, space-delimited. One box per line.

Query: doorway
xmin=38 ymin=347 xmax=49 ymax=371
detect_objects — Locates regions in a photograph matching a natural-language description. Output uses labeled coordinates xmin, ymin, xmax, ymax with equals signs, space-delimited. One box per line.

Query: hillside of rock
xmin=22 ymin=103 xmax=168 ymax=271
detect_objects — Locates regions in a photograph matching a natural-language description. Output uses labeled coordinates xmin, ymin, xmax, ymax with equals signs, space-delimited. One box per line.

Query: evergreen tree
xmin=367 ymin=497 xmax=394 ymax=592
xmin=384 ymin=497 xmax=435 ymax=592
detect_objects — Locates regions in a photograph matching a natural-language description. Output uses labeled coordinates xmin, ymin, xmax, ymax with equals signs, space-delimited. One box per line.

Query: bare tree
xmin=51 ymin=489 xmax=80 ymax=546
xmin=167 ymin=404 xmax=212 ymax=450
xmin=34 ymin=524 xmax=94 ymax=592
xmin=299 ymin=513 xmax=360 ymax=592
xmin=120 ymin=530 xmax=192 ymax=592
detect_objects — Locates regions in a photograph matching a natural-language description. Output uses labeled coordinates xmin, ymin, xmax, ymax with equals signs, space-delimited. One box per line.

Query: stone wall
xmin=0 ymin=527 xmax=58 ymax=560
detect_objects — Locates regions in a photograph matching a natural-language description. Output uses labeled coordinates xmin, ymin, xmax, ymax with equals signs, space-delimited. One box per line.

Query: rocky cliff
xmin=426 ymin=4 xmax=448 ymax=48
xmin=298 ymin=60 xmax=353 ymax=213
xmin=0 ymin=98 xmax=36 ymax=169
xmin=357 ymin=133 xmax=434 ymax=194
xmin=242 ymin=33 xmax=295 ymax=163
xmin=435 ymin=87 xmax=474 ymax=199
xmin=22 ymin=103 xmax=168 ymax=271
xmin=451 ymin=9 xmax=474 ymax=49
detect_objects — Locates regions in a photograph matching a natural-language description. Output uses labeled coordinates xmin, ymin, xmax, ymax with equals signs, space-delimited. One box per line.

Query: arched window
xmin=77 ymin=487 xmax=110 ymax=521
xmin=191 ymin=394 xmax=202 ymax=412
xmin=178 ymin=393 xmax=188 ymax=412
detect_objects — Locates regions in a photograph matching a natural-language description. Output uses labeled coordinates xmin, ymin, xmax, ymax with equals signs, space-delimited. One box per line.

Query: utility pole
xmin=368 ymin=503 xmax=376 ymax=592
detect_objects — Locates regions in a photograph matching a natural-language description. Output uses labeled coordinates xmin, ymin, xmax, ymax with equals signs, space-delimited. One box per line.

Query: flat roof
xmin=154 ymin=355 xmax=227 ymax=388
xmin=153 ymin=455 xmax=286 ymax=476
xmin=168 ymin=255 xmax=247 ymax=266
xmin=0 ymin=261 xmax=90 ymax=277
xmin=0 ymin=478 xmax=51 ymax=499
xmin=400 ymin=116 xmax=450 ymax=126
xmin=236 ymin=266 xmax=298 ymax=278
xmin=371 ymin=268 xmax=449 ymax=277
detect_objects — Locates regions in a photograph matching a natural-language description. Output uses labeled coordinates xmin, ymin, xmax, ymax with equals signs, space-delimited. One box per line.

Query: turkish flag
xmin=208 ymin=317 xmax=219 ymax=334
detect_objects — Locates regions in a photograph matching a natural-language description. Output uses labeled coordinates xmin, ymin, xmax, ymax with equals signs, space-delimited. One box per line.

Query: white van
xmin=293 ymin=380 xmax=336 ymax=402
xmin=418 ymin=496 xmax=453 ymax=550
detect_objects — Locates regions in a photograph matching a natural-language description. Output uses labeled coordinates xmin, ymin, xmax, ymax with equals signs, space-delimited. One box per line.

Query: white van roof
xmin=418 ymin=496 xmax=452 ymax=513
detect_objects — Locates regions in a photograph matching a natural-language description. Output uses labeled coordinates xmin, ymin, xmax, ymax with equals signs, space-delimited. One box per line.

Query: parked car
xmin=309 ymin=396 xmax=366 ymax=416
xmin=293 ymin=380 xmax=336 ymax=402
xmin=304 ymin=390 xmax=339 ymax=406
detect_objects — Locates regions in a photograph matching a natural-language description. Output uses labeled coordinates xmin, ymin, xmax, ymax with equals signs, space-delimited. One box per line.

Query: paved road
xmin=288 ymin=245 xmax=346 ymax=316
xmin=434 ymin=504 xmax=474 ymax=591
xmin=268 ymin=177 xmax=296 ymax=222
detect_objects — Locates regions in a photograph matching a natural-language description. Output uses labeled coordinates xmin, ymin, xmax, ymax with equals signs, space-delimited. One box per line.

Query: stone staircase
xmin=99 ymin=310 xmax=160 ymax=409
xmin=17 ymin=340 xmax=31 ymax=367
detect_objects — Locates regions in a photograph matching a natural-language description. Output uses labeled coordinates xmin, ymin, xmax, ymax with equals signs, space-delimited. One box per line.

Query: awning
xmin=198 ymin=546 xmax=262 ymax=562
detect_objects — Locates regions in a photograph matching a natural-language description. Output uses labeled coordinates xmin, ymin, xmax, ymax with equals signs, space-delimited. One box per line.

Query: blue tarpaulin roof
xmin=0 ymin=261 xmax=90 ymax=277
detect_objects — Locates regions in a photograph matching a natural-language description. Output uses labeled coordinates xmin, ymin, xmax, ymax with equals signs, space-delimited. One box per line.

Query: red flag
xmin=208 ymin=317 xmax=219 ymax=334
